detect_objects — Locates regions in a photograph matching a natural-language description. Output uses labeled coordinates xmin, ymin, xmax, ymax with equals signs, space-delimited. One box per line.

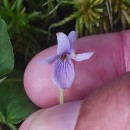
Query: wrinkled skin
xmin=19 ymin=30 xmax=130 ymax=130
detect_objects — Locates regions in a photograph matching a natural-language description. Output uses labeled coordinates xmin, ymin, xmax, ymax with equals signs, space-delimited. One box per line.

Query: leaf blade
xmin=0 ymin=19 xmax=14 ymax=77
xmin=0 ymin=70 xmax=39 ymax=125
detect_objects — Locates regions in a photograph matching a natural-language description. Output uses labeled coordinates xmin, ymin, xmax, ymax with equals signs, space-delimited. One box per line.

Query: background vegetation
xmin=0 ymin=0 xmax=130 ymax=129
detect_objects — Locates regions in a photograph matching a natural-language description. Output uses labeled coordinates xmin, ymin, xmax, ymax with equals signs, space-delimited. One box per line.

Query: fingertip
xmin=24 ymin=46 xmax=59 ymax=108
xmin=28 ymin=101 xmax=82 ymax=130
xmin=19 ymin=109 xmax=43 ymax=130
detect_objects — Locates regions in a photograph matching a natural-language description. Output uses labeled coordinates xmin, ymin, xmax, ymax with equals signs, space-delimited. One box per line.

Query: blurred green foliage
xmin=1 ymin=0 xmax=129 ymax=63
xmin=0 ymin=18 xmax=14 ymax=77
xmin=0 ymin=0 xmax=55 ymax=61
xmin=0 ymin=69 xmax=38 ymax=130
xmin=1 ymin=0 xmax=130 ymax=62
xmin=0 ymin=18 xmax=38 ymax=130
xmin=0 ymin=0 xmax=40 ymax=35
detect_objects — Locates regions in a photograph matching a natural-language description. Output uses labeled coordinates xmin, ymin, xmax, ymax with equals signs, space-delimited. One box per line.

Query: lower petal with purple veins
xmin=53 ymin=57 xmax=75 ymax=89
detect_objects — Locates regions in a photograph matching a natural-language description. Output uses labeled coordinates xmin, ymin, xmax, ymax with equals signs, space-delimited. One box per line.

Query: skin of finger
xmin=19 ymin=110 xmax=43 ymax=130
xmin=22 ymin=73 xmax=130 ymax=130
xmin=24 ymin=30 xmax=130 ymax=108
xmin=75 ymin=72 xmax=130 ymax=130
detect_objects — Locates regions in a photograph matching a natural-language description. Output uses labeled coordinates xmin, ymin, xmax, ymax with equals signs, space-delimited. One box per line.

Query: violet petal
xmin=56 ymin=32 xmax=70 ymax=56
xmin=68 ymin=31 xmax=77 ymax=53
xmin=37 ymin=55 xmax=58 ymax=64
xmin=71 ymin=52 xmax=94 ymax=61
xmin=53 ymin=57 xmax=75 ymax=89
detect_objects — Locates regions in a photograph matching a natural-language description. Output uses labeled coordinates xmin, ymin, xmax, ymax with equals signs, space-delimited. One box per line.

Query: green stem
xmin=7 ymin=123 xmax=17 ymax=130
xmin=30 ymin=26 xmax=54 ymax=38
xmin=0 ymin=112 xmax=6 ymax=123
xmin=5 ymin=79 xmax=22 ymax=82
xmin=49 ymin=11 xmax=81 ymax=31
xmin=61 ymin=1 xmax=75 ymax=5
xmin=59 ymin=88 xmax=64 ymax=105
xmin=106 ymin=0 xmax=113 ymax=31
xmin=0 ymin=112 xmax=17 ymax=130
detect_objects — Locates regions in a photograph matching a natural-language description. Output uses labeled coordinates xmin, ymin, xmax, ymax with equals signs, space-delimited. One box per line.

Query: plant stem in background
xmin=6 ymin=123 xmax=17 ymax=130
xmin=49 ymin=11 xmax=80 ymax=31
xmin=121 ymin=14 xmax=126 ymax=30
xmin=106 ymin=0 xmax=113 ymax=31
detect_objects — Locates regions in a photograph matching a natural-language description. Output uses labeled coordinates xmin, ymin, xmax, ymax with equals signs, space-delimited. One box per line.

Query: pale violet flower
xmin=39 ymin=31 xmax=94 ymax=89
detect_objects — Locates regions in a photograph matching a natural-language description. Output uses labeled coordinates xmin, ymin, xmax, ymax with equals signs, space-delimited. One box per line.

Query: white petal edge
xmin=71 ymin=52 xmax=94 ymax=61
xmin=68 ymin=31 xmax=77 ymax=53
xmin=37 ymin=55 xmax=58 ymax=64
xmin=56 ymin=32 xmax=70 ymax=55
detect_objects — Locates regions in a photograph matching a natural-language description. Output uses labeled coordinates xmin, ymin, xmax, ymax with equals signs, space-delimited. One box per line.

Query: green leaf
xmin=128 ymin=0 xmax=130 ymax=4
xmin=0 ymin=69 xmax=38 ymax=126
xmin=3 ymin=0 xmax=10 ymax=9
xmin=0 ymin=19 xmax=14 ymax=77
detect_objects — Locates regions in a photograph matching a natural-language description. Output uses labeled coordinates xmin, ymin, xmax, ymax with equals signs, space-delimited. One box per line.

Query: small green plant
xmin=0 ymin=18 xmax=38 ymax=130
xmin=0 ymin=0 xmax=50 ymax=59
xmin=47 ymin=0 xmax=130 ymax=36
xmin=0 ymin=0 xmax=40 ymax=35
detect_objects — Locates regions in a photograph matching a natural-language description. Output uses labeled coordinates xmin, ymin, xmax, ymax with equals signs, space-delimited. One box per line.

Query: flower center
xmin=61 ymin=54 xmax=67 ymax=61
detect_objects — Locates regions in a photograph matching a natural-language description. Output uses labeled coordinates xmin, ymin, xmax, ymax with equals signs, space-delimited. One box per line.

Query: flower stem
xmin=59 ymin=88 xmax=64 ymax=105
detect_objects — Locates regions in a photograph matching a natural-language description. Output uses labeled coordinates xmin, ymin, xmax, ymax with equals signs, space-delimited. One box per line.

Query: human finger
xmin=21 ymin=72 xmax=130 ymax=130
xmin=24 ymin=30 xmax=130 ymax=108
